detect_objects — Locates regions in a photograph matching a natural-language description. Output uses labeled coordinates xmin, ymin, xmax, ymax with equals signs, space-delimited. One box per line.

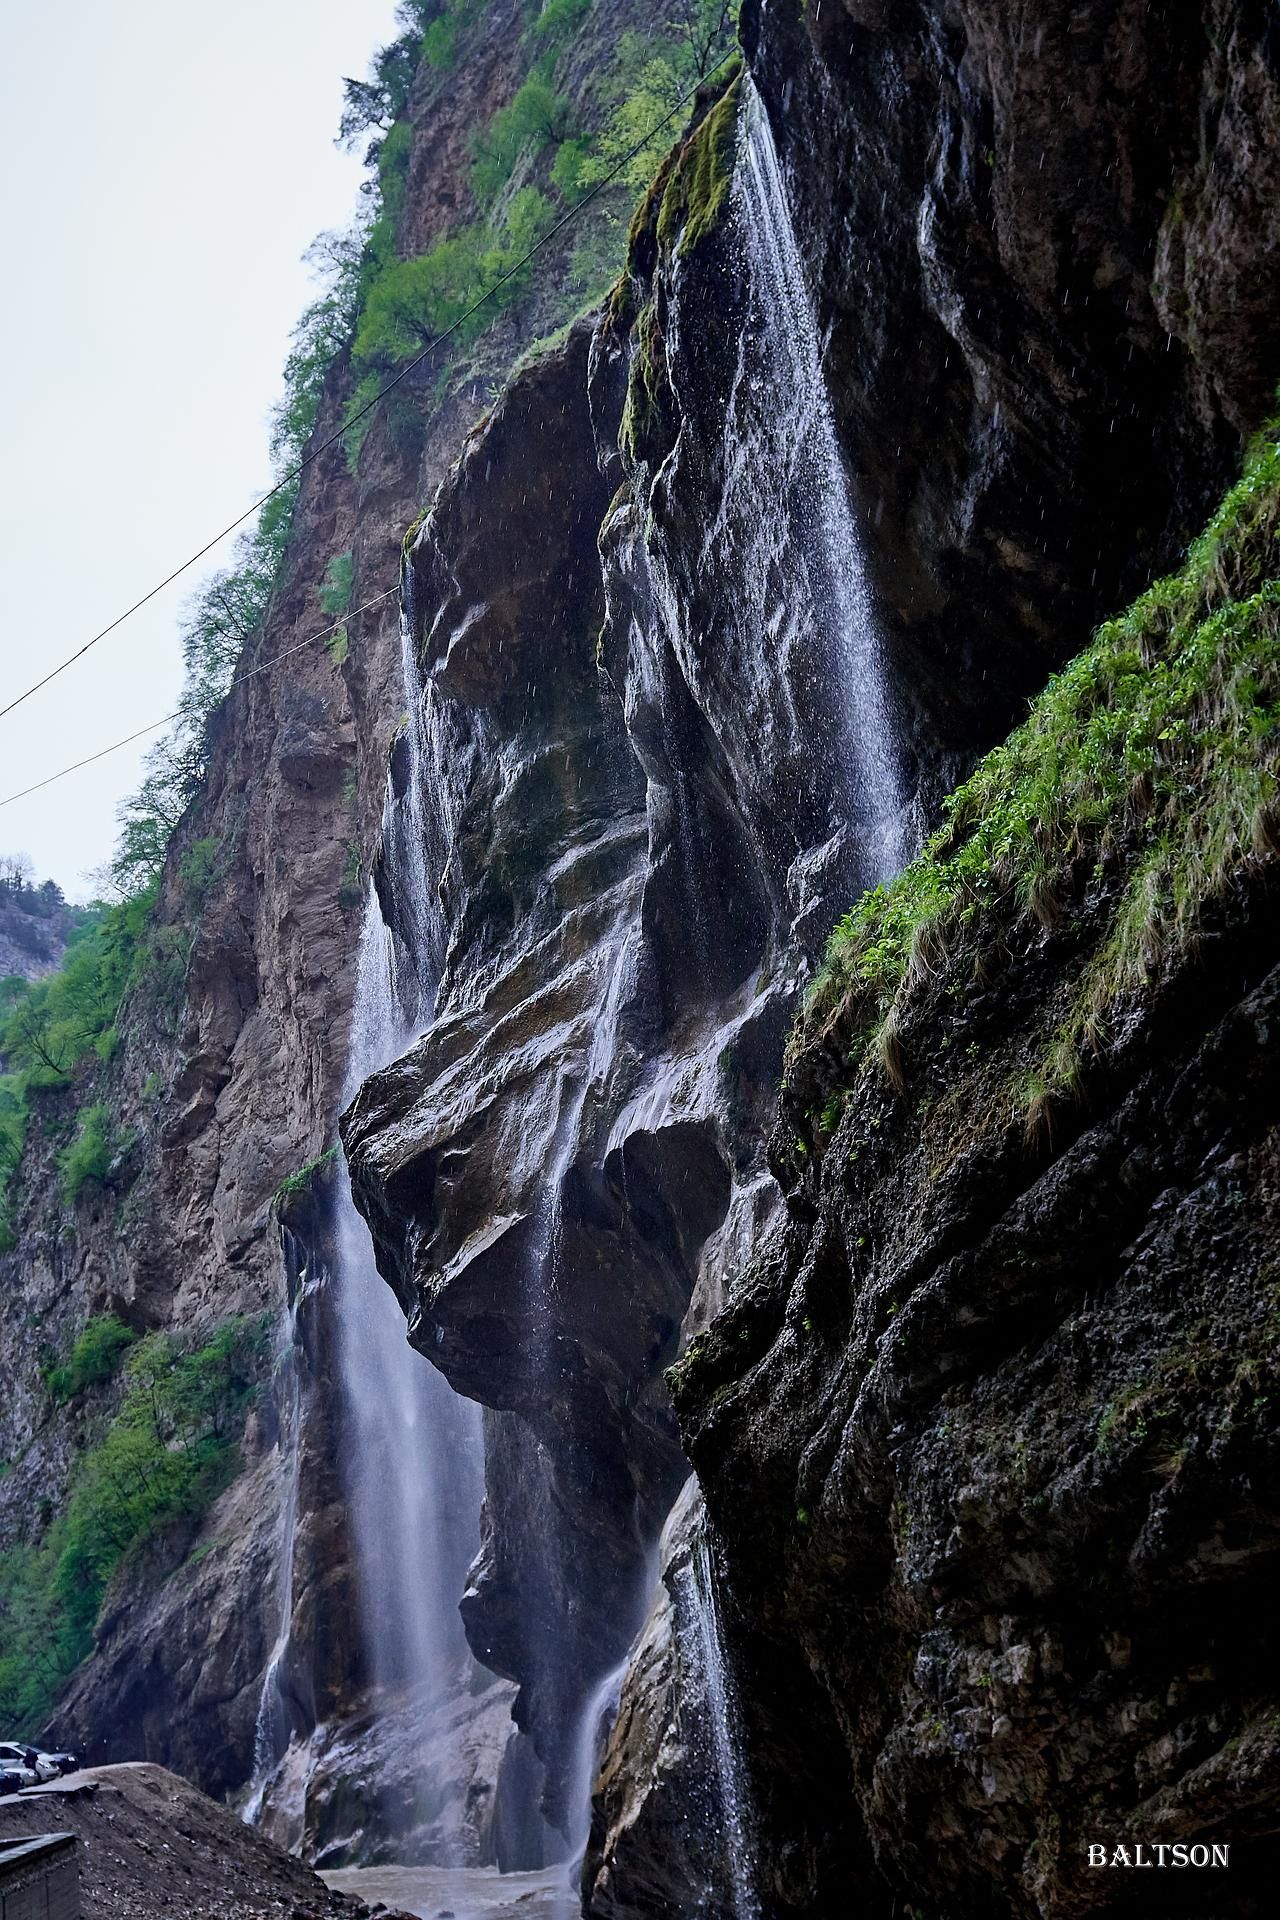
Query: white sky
xmin=0 ymin=0 xmax=401 ymax=895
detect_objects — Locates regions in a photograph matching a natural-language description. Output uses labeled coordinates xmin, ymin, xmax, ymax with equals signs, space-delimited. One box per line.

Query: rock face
xmin=345 ymin=0 xmax=1280 ymax=1908
xmin=4 ymin=0 xmax=1278 ymax=1906
xmin=0 ymin=0 xmax=686 ymax=1848
xmin=673 ymin=856 xmax=1280 ymax=1916
xmin=750 ymin=0 xmax=1280 ymax=775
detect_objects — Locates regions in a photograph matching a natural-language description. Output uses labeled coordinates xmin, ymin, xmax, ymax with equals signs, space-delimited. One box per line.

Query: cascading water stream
xmin=246 ymin=611 xmax=486 ymax=1860
xmin=331 ymin=617 xmax=486 ymax=1851
xmin=675 ymin=1513 xmax=761 ymax=1920
xmin=617 ymin=79 xmax=912 ymax=1917
xmin=729 ymin=76 xmax=909 ymax=883
xmin=516 ymin=79 xmax=914 ymax=1917
xmin=249 ymin=68 xmax=910 ymax=1908
xmin=243 ymin=1235 xmax=318 ymax=1827
xmin=545 ymin=1657 xmax=629 ymax=1920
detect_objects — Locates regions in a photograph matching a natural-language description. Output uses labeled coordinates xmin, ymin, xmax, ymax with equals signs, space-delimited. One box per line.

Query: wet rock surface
xmin=0 ymin=0 xmax=686 ymax=1843
xmin=252 ymin=1674 xmax=521 ymax=1871
xmin=748 ymin=0 xmax=1280 ymax=778
xmin=4 ymin=0 xmax=1277 ymax=1904
xmin=675 ymin=860 xmax=1280 ymax=1914
xmin=347 ymin=2 xmax=1280 ymax=1905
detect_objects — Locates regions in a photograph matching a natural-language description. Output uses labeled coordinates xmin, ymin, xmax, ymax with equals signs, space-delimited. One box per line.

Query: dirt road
xmin=0 ymin=1763 xmax=373 ymax=1919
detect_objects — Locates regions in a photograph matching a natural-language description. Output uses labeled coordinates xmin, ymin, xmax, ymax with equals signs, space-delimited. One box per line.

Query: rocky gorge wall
xmin=0 ymin=0 xmax=685 ymax=1854
xmin=1 ymin=0 xmax=1276 ymax=1910
xmin=343 ymin=0 xmax=1280 ymax=1912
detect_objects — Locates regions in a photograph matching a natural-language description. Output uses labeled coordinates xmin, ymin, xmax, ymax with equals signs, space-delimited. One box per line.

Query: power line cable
xmin=0 ymin=590 xmax=398 ymax=809
xmin=0 ymin=50 xmax=738 ymax=727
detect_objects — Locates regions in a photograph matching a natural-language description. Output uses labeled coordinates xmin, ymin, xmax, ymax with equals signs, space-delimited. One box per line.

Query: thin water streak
xmin=729 ymin=76 xmax=909 ymax=886
xmin=678 ymin=1509 xmax=761 ymax=1920
xmin=243 ymin=1235 xmax=319 ymax=1824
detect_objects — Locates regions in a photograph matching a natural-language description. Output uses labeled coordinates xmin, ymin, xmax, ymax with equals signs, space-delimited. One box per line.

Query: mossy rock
xmin=800 ymin=419 xmax=1280 ymax=1114
xmin=655 ymin=69 xmax=743 ymax=264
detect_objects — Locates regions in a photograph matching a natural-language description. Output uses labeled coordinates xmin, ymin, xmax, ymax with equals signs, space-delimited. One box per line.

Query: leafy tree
xmin=421 ymin=0 xmax=479 ymax=73
xmin=574 ymin=3 xmax=740 ymax=198
xmin=470 ymin=74 xmax=577 ymax=203
xmin=673 ymin=0 xmax=738 ymax=80
xmin=337 ymin=1 xmax=437 ymax=153
xmin=352 ymin=188 xmax=555 ymax=378
xmin=0 ymin=883 xmax=158 ymax=1249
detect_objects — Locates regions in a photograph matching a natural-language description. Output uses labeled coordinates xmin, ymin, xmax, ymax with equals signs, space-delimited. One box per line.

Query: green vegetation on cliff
xmin=43 ymin=1315 xmax=137 ymax=1406
xmin=653 ymin=68 xmax=740 ymax=257
xmin=0 ymin=891 xmax=166 ymax=1246
xmin=342 ymin=0 xmax=739 ymax=457
xmin=616 ymin=68 xmax=741 ymax=461
xmin=0 ymin=1318 xmax=266 ymax=1735
xmin=805 ymin=422 xmax=1280 ymax=1106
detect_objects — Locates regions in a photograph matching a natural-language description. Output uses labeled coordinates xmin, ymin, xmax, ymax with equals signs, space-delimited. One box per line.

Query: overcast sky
xmin=0 ymin=0 xmax=401 ymax=895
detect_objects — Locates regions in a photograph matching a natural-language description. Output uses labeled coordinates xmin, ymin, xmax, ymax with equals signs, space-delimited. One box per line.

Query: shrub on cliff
xmin=470 ymin=73 xmax=576 ymax=203
xmin=574 ymin=2 xmax=739 ymax=198
xmin=57 ymin=1103 xmax=115 ymax=1203
xmin=0 ymin=881 xmax=161 ymax=1084
xmin=0 ymin=884 xmax=178 ymax=1237
xmin=43 ymin=1314 xmax=137 ymax=1405
xmin=347 ymin=186 xmax=557 ymax=440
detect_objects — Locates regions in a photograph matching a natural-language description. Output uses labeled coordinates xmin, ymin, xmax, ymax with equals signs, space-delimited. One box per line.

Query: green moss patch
xmin=43 ymin=1315 xmax=137 ymax=1406
xmin=655 ymin=69 xmax=742 ymax=262
xmin=803 ymin=423 xmax=1280 ymax=1099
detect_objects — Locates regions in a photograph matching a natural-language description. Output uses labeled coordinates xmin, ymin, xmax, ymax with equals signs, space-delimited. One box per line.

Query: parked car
xmin=42 ymin=1750 xmax=81 ymax=1777
xmin=0 ymin=1742 xmax=56 ymax=1784
xmin=0 ymin=1767 xmax=28 ymax=1797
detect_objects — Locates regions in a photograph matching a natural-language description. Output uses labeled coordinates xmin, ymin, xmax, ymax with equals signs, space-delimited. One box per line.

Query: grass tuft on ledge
xmin=804 ymin=421 xmax=1280 ymax=1097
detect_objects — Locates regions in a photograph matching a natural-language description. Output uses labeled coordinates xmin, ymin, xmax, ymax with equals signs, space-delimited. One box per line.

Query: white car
xmin=0 ymin=1743 xmax=56 ymax=1784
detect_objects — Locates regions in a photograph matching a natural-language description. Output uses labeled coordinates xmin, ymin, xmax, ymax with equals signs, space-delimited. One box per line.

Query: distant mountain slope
xmin=0 ymin=866 xmax=79 ymax=982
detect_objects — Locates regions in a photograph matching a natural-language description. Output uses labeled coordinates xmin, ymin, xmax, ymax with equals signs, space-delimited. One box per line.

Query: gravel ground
xmin=320 ymin=1864 xmax=572 ymax=1919
xmin=0 ymin=1763 xmax=399 ymax=1919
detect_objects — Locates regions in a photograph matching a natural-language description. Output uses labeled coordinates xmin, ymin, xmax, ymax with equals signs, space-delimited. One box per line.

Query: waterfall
xmin=246 ymin=610 xmax=486 ymax=1857
xmin=548 ymin=1657 xmax=629 ymax=1920
xmin=243 ymin=1237 xmax=315 ymax=1827
xmin=331 ymin=615 xmax=486 ymax=1851
xmin=676 ymin=1513 xmax=761 ymax=1920
xmin=725 ymin=77 xmax=908 ymax=887
xmin=244 ymin=63 xmax=912 ymax=1898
